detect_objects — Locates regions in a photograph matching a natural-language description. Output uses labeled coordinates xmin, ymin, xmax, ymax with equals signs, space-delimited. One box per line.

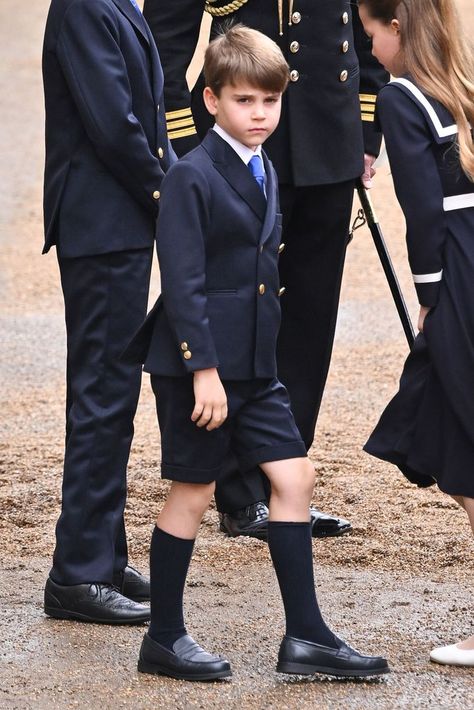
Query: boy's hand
xmin=192 ymin=368 xmax=228 ymax=431
xmin=418 ymin=305 xmax=431 ymax=333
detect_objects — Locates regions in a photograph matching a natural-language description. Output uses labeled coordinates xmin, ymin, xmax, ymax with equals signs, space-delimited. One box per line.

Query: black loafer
xmin=219 ymin=502 xmax=268 ymax=540
xmin=44 ymin=577 xmax=150 ymax=624
xmin=277 ymin=635 xmax=390 ymax=677
xmin=310 ymin=508 xmax=352 ymax=538
xmin=113 ymin=565 xmax=150 ymax=602
xmin=138 ymin=633 xmax=232 ymax=681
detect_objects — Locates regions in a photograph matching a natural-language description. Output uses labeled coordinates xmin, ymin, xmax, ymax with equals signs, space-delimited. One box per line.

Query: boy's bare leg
xmin=157 ymin=481 xmax=216 ymax=538
xmin=260 ymin=456 xmax=337 ymax=648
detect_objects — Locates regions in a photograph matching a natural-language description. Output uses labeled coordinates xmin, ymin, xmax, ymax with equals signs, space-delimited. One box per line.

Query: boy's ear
xmin=203 ymin=86 xmax=218 ymax=116
xmin=390 ymin=18 xmax=400 ymax=34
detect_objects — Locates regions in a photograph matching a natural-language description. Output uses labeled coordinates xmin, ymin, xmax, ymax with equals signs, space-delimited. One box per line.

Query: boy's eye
xmin=237 ymin=97 xmax=250 ymax=103
xmin=265 ymin=97 xmax=278 ymax=104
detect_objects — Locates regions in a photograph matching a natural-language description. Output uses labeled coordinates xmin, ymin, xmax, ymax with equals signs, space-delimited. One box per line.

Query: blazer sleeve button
xmin=153 ymin=190 xmax=161 ymax=199
xmin=180 ymin=342 xmax=188 ymax=351
xmin=183 ymin=350 xmax=192 ymax=360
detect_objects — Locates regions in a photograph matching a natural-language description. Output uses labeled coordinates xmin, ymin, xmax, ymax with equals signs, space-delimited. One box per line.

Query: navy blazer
xmin=42 ymin=0 xmax=175 ymax=258
xmin=126 ymin=130 xmax=284 ymax=380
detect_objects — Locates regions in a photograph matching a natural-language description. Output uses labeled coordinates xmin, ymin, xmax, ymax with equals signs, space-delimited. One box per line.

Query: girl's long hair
xmin=359 ymin=0 xmax=474 ymax=180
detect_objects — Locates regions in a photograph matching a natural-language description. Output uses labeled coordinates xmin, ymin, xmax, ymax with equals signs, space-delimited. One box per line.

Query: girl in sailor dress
xmin=358 ymin=0 xmax=474 ymax=667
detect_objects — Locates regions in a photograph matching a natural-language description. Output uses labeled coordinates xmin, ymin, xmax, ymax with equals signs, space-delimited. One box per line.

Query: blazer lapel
xmin=111 ymin=0 xmax=149 ymax=46
xmin=259 ymin=152 xmax=277 ymax=245
xmin=202 ymin=131 xmax=267 ymax=222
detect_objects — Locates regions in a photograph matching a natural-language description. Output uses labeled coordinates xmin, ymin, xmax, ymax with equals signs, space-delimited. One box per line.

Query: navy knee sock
xmin=148 ymin=526 xmax=195 ymax=650
xmin=268 ymin=521 xmax=337 ymax=648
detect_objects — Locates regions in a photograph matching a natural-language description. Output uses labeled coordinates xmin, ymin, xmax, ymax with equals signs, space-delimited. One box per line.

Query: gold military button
xmin=289 ymin=69 xmax=300 ymax=82
xmin=180 ymin=342 xmax=188 ymax=351
xmin=278 ymin=243 xmax=285 ymax=254
xmin=153 ymin=190 xmax=161 ymax=199
xmin=342 ymin=40 xmax=349 ymax=53
xmin=157 ymin=147 xmax=164 ymax=159
xmin=342 ymin=11 xmax=349 ymax=24
xmin=291 ymin=11 xmax=301 ymax=23
xmin=290 ymin=41 xmax=300 ymax=53
xmin=258 ymin=284 xmax=266 ymax=295
xmin=278 ymin=287 xmax=286 ymax=297
xmin=183 ymin=350 xmax=192 ymax=360
xmin=339 ymin=69 xmax=349 ymax=82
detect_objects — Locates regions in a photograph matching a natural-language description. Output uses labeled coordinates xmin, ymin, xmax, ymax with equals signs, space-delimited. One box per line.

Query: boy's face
xmin=203 ymin=82 xmax=282 ymax=149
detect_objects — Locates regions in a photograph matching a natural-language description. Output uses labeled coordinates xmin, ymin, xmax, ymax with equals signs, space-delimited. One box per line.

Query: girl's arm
xmin=377 ymin=85 xmax=447 ymax=308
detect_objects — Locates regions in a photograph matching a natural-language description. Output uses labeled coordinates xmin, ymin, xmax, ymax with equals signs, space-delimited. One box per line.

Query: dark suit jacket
xmin=126 ymin=130 xmax=283 ymax=380
xmin=143 ymin=0 xmax=389 ymax=185
xmin=42 ymin=0 xmax=175 ymax=257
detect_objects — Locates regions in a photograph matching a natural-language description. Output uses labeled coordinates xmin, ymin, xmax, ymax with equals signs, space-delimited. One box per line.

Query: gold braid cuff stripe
xmin=168 ymin=126 xmax=198 ymax=140
xmin=205 ymin=0 xmax=249 ymax=16
xmin=165 ymin=108 xmax=193 ymax=120
xmin=361 ymin=112 xmax=375 ymax=122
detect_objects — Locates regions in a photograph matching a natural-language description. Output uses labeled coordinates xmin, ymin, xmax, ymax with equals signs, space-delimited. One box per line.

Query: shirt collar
xmin=212 ymin=124 xmax=264 ymax=168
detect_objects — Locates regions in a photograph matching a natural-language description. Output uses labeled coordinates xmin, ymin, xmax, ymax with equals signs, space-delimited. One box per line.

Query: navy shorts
xmin=151 ymin=375 xmax=306 ymax=483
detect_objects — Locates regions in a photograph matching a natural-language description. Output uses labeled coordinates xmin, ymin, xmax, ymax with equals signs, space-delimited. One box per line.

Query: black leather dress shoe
xmin=310 ymin=508 xmax=352 ymax=538
xmin=219 ymin=502 xmax=269 ymax=540
xmin=219 ymin=502 xmax=352 ymax=541
xmin=138 ymin=633 xmax=232 ymax=681
xmin=44 ymin=577 xmax=150 ymax=624
xmin=113 ymin=565 xmax=150 ymax=602
xmin=277 ymin=635 xmax=390 ymax=677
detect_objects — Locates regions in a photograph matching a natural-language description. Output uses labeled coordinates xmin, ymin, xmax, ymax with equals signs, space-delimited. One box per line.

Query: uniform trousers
xmin=214 ymin=180 xmax=355 ymax=513
xmin=51 ymin=247 xmax=152 ymax=585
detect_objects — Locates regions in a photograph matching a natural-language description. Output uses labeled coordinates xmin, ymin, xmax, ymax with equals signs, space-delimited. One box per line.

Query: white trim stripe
xmin=443 ymin=193 xmax=474 ymax=211
xmin=412 ymin=270 xmax=443 ymax=284
xmin=390 ymin=78 xmax=458 ymax=138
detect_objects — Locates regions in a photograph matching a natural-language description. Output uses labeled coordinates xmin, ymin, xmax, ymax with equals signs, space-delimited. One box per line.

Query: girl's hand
xmin=418 ymin=305 xmax=431 ymax=333
xmin=192 ymin=368 xmax=228 ymax=431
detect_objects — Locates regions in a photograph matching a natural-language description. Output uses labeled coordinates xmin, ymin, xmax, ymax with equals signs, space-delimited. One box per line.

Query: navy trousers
xmin=51 ymin=248 xmax=152 ymax=585
xmin=214 ymin=181 xmax=354 ymax=513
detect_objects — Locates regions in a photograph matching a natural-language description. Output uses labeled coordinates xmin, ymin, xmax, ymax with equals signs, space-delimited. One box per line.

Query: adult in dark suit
xmin=142 ymin=0 xmax=389 ymax=539
xmin=42 ymin=0 xmax=175 ymax=623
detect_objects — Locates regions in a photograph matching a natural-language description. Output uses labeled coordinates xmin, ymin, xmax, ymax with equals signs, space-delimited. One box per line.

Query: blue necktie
xmin=248 ymin=155 xmax=265 ymax=193
xmin=128 ymin=0 xmax=142 ymax=14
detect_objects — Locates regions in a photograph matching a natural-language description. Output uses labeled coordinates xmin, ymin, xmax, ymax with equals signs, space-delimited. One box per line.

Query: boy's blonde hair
xmin=204 ymin=24 xmax=289 ymax=96
xmin=359 ymin=0 xmax=474 ymax=181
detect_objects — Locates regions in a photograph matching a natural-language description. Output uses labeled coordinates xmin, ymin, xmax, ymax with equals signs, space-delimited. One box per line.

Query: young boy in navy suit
xmin=129 ymin=25 xmax=389 ymax=681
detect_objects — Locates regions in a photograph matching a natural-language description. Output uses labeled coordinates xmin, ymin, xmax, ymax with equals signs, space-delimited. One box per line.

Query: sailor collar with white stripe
xmin=388 ymin=77 xmax=457 ymax=143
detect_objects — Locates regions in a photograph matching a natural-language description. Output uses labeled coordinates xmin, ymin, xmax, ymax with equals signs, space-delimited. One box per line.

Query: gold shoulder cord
xmin=205 ymin=0 xmax=250 ymax=16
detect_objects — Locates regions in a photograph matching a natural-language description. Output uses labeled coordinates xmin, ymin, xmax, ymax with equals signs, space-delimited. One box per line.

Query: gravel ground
xmin=1 ymin=2 xmax=473 ymax=708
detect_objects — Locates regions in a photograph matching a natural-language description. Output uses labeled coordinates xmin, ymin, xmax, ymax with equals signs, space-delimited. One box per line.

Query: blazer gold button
xmin=183 ymin=350 xmax=192 ymax=360
xmin=342 ymin=40 xmax=349 ymax=53
xmin=153 ymin=190 xmax=161 ymax=199
xmin=290 ymin=41 xmax=300 ymax=53
xmin=278 ymin=243 xmax=285 ymax=254
xmin=158 ymin=147 xmax=164 ymax=159
xmin=180 ymin=342 xmax=188 ymax=351
xmin=339 ymin=70 xmax=348 ymax=82
xmin=259 ymin=284 xmax=265 ymax=295
xmin=291 ymin=11 xmax=301 ymax=23
xmin=342 ymin=11 xmax=349 ymax=24
xmin=278 ymin=287 xmax=286 ymax=297
xmin=290 ymin=69 xmax=300 ymax=82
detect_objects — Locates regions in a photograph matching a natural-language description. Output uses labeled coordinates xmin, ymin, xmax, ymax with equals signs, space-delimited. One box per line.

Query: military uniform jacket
xmin=142 ymin=0 xmax=388 ymax=185
xmin=125 ymin=129 xmax=283 ymax=379
xmin=42 ymin=0 xmax=175 ymax=258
